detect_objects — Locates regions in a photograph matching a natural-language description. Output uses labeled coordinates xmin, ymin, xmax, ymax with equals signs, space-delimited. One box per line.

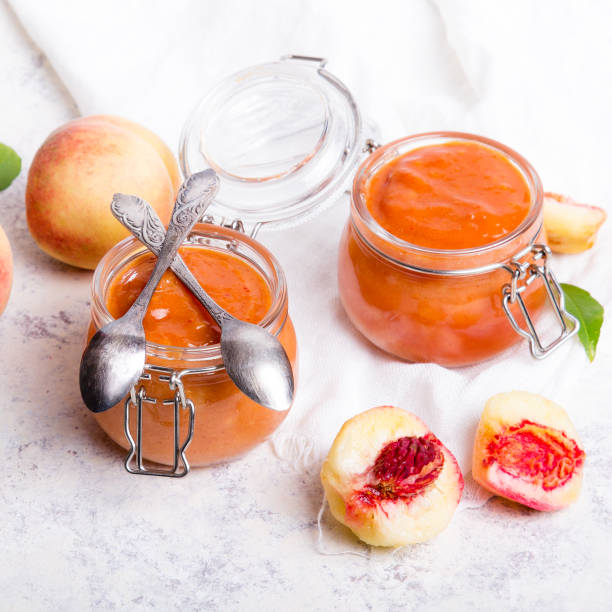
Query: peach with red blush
xmin=472 ymin=391 xmax=585 ymax=511
xmin=26 ymin=115 xmax=179 ymax=270
xmin=320 ymin=406 xmax=464 ymax=547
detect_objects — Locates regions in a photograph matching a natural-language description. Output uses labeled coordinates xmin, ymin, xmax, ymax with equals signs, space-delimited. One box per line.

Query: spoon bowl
xmin=79 ymin=318 xmax=146 ymax=413
xmin=220 ymin=317 xmax=294 ymax=412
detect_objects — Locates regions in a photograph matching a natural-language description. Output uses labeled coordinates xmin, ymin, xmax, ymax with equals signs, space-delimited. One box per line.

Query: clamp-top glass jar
xmin=89 ymin=224 xmax=297 ymax=474
xmin=338 ymin=132 xmax=578 ymax=367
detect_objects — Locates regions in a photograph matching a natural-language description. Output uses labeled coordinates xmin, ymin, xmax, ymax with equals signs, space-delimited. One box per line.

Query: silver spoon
xmin=110 ymin=193 xmax=295 ymax=413
xmin=79 ymin=169 xmax=220 ymax=413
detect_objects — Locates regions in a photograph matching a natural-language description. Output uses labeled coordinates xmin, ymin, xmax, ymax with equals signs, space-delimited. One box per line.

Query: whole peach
xmin=0 ymin=225 xmax=12 ymax=315
xmin=26 ymin=116 xmax=179 ymax=269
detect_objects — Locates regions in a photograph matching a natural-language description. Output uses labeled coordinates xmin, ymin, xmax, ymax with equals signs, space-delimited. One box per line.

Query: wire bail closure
xmin=199 ymin=214 xmax=264 ymax=239
xmin=501 ymin=244 xmax=579 ymax=359
xmin=124 ymin=365 xmax=196 ymax=477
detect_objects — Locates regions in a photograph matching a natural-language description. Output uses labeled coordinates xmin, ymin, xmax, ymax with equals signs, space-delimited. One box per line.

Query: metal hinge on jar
xmin=362 ymin=139 xmax=381 ymax=155
xmin=199 ymin=214 xmax=264 ymax=239
xmin=281 ymin=54 xmax=328 ymax=69
xmin=124 ymin=366 xmax=195 ymax=477
xmin=501 ymin=244 xmax=579 ymax=359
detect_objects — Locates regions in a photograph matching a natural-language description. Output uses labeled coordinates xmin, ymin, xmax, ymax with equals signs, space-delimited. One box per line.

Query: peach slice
xmin=543 ymin=192 xmax=606 ymax=254
xmin=320 ymin=406 xmax=464 ymax=547
xmin=472 ymin=391 xmax=585 ymax=511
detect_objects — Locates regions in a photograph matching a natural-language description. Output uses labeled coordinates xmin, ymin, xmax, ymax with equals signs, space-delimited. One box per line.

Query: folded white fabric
xmin=10 ymin=0 xmax=612 ymax=506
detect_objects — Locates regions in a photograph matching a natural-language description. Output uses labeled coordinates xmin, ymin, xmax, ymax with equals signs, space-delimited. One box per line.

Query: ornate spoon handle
xmin=111 ymin=189 xmax=232 ymax=326
xmin=120 ymin=170 xmax=220 ymax=321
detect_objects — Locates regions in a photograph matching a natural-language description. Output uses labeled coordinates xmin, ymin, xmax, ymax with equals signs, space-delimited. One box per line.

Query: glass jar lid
xmin=179 ymin=56 xmax=364 ymax=231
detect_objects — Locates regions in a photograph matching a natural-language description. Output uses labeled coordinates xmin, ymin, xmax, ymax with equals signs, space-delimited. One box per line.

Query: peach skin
xmin=26 ymin=115 xmax=179 ymax=269
xmin=0 ymin=224 xmax=12 ymax=315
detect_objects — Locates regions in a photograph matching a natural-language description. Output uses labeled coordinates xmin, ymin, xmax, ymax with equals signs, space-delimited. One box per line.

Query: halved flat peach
xmin=472 ymin=391 xmax=585 ymax=511
xmin=543 ymin=192 xmax=606 ymax=254
xmin=320 ymin=406 xmax=463 ymax=547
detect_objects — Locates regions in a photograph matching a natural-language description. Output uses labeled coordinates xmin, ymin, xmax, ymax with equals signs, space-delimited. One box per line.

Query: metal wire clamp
xmin=501 ymin=244 xmax=579 ymax=359
xmin=124 ymin=366 xmax=195 ymax=477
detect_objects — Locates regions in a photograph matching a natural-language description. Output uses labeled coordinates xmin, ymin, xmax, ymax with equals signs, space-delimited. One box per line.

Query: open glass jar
xmin=89 ymin=224 xmax=297 ymax=474
xmin=338 ymin=133 xmax=578 ymax=367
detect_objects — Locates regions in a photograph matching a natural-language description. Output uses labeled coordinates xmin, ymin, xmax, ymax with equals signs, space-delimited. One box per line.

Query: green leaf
xmin=561 ymin=283 xmax=604 ymax=361
xmin=0 ymin=143 xmax=21 ymax=191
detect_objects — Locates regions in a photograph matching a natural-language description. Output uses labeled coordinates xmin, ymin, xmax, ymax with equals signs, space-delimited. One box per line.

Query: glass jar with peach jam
xmin=338 ymin=133 xmax=578 ymax=367
xmin=88 ymin=223 xmax=297 ymax=474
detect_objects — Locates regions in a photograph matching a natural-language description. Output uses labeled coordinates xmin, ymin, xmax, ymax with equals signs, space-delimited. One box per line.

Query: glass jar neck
xmin=90 ymin=223 xmax=289 ymax=368
xmin=350 ymin=132 xmax=544 ymax=275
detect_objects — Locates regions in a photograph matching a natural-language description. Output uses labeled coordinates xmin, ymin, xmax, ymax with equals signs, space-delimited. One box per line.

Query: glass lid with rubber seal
xmin=179 ymin=56 xmax=370 ymax=233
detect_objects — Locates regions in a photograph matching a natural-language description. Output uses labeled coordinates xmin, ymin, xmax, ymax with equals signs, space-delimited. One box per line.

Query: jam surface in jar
xmin=106 ymin=246 xmax=272 ymax=347
xmin=366 ymin=141 xmax=531 ymax=249
xmin=93 ymin=239 xmax=297 ymax=467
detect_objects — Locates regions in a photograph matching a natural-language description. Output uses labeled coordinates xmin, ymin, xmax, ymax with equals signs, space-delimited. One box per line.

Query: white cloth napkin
xmin=10 ymin=0 xmax=612 ymax=507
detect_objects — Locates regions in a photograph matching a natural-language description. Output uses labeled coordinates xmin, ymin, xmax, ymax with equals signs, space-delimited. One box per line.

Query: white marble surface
xmin=1 ymin=2 xmax=612 ymax=610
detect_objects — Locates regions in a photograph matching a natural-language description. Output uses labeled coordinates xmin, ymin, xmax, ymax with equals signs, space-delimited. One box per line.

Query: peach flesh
xmin=485 ymin=420 xmax=584 ymax=490
xmin=346 ymin=433 xmax=445 ymax=522
xmin=0 ymin=225 xmax=12 ymax=315
xmin=26 ymin=115 xmax=178 ymax=270
xmin=543 ymin=191 xmax=607 ymax=254
xmin=320 ymin=406 xmax=463 ymax=547
xmin=473 ymin=392 xmax=585 ymax=511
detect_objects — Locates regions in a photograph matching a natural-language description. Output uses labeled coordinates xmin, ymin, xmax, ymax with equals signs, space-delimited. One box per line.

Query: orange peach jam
xmin=338 ymin=134 xmax=545 ymax=366
xmin=91 ymin=229 xmax=297 ymax=467
xmin=106 ymin=247 xmax=272 ymax=347
xmin=366 ymin=141 xmax=531 ymax=249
